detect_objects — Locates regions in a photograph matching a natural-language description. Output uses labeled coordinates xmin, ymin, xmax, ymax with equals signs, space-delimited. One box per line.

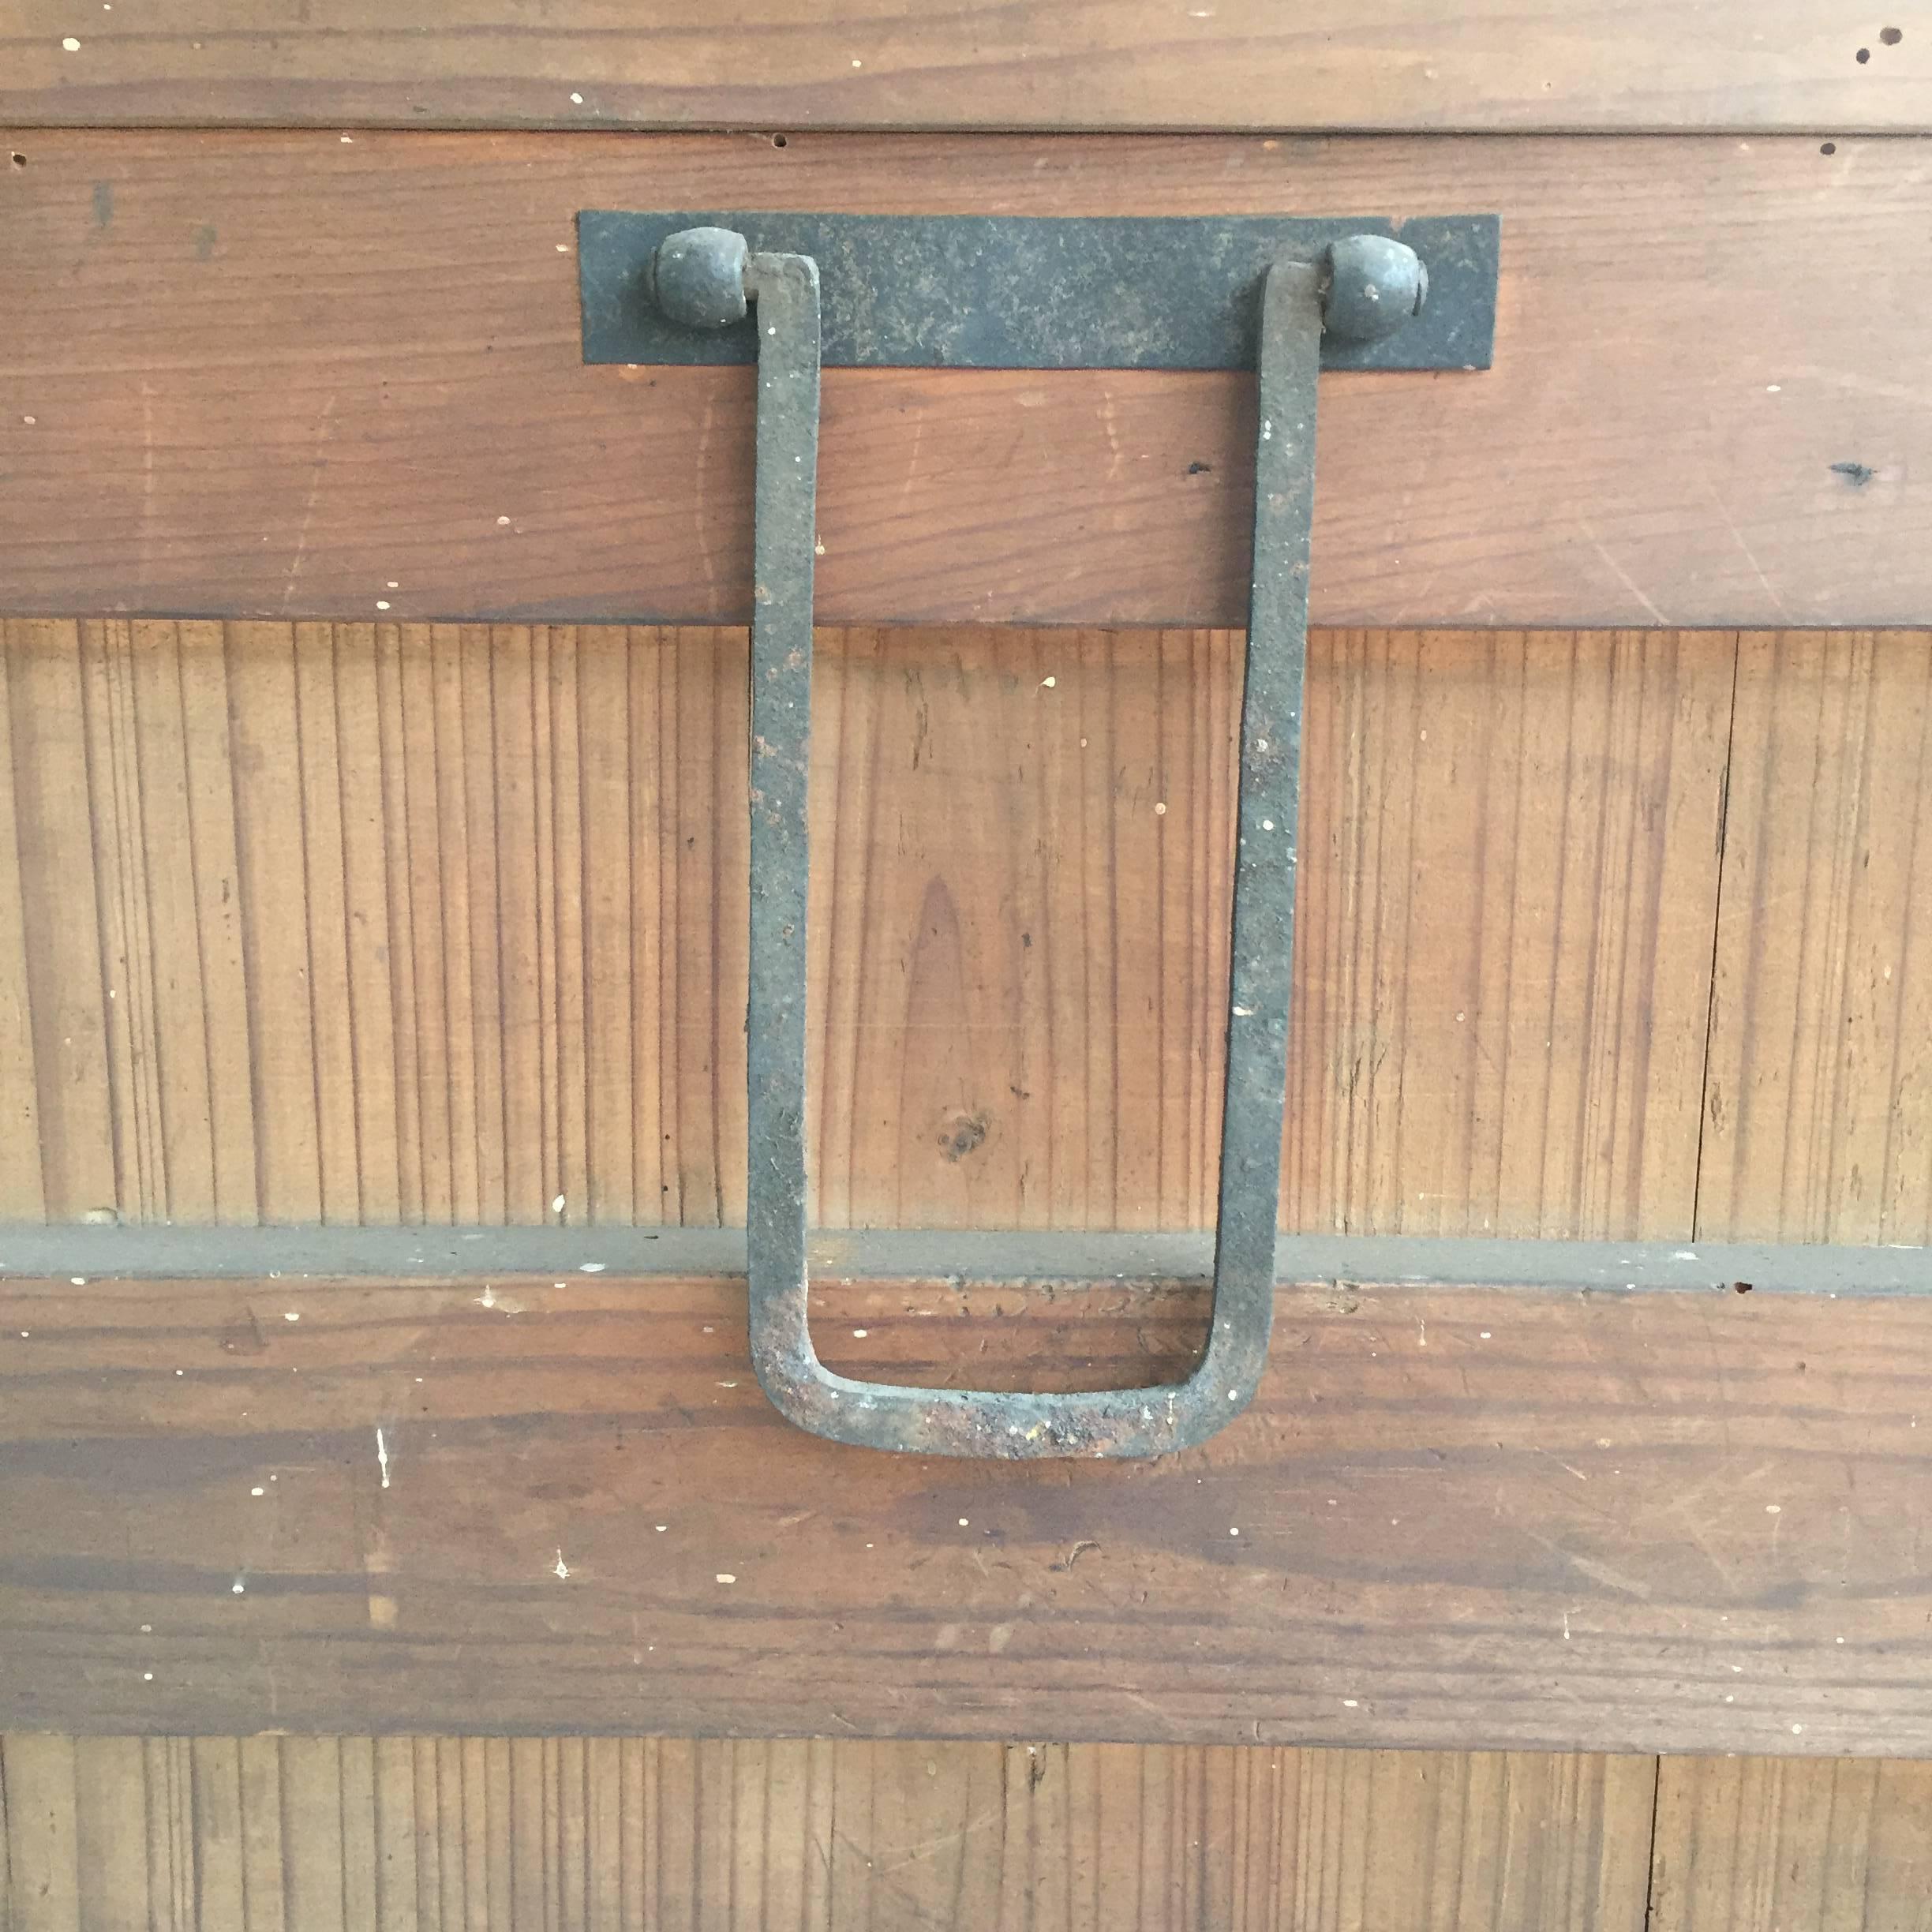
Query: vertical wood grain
xmin=1290 ymin=628 xmax=1728 ymax=1239
xmin=1668 ymin=635 xmax=1932 ymax=1919
xmin=1701 ymin=630 xmax=1932 ymax=1242
xmin=1649 ymin=1756 xmax=1932 ymax=1932
xmin=0 ymin=620 xmax=1735 ymax=1241
xmin=2 ymin=1736 xmax=1657 ymax=1930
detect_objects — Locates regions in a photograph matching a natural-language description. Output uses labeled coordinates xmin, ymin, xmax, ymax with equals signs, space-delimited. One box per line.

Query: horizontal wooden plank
xmin=0 ymin=2 xmax=1925 ymax=133
xmin=1 ymin=1271 xmax=1929 ymax=1754
xmin=0 ymin=620 xmax=1728 ymax=1236
xmin=0 ymin=1735 xmax=1659 ymax=1932
xmin=2 ymin=133 xmax=1926 ymax=628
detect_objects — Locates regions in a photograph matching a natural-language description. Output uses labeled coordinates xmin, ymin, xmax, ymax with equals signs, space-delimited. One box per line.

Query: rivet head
xmin=649 ymin=226 xmax=750 ymax=329
xmin=1321 ymin=235 xmax=1427 ymax=344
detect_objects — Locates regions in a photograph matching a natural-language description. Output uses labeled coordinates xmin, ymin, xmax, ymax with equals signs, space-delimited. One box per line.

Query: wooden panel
xmin=0 ymin=620 xmax=1729 ymax=1238
xmin=1 ymin=2 xmax=1925 ymax=133
xmin=2 ymin=1270 xmax=1930 ymax=1753
xmin=1700 ymin=631 xmax=1932 ymax=1245
xmin=0 ymin=1735 xmax=1657 ymax=1932
xmin=2 ymin=132 xmax=1927 ymax=630
xmin=1649 ymin=1757 xmax=1932 ymax=1932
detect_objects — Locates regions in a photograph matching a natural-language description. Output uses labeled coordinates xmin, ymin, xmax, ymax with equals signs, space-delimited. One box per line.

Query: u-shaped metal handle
xmin=647 ymin=224 xmax=1425 ymax=1457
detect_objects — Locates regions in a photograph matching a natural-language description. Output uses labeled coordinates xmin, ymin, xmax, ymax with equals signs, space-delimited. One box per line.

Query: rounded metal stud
xmin=648 ymin=226 xmax=751 ymax=329
xmin=1320 ymin=234 xmax=1428 ymax=343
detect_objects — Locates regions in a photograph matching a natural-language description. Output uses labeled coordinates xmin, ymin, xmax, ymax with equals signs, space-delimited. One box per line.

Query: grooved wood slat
xmin=1649 ymin=1757 xmax=1932 ymax=1932
xmin=3 ymin=131 xmax=1928 ymax=629
xmin=1699 ymin=631 xmax=1932 ymax=1245
xmin=1 ymin=2 xmax=1925 ymax=133
xmin=0 ymin=1734 xmax=1659 ymax=1931
xmin=0 ymin=620 xmax=1728 ymax=1241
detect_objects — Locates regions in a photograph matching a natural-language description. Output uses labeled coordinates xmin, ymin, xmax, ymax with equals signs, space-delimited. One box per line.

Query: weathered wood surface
xmin=1649 ymin=1756 xmax=1932 ymax=1932
xmin=0 ymin=623 xmax=1926 ymax=1754
xmin=0 ymin=620 xmax=1729 ymax=1234
xmin=2 ymin=133 xmax=1926 ymax=629
xmin=0 ymin=1735 xmax=1659 ymax=1932
xmin=1700 ymin=631 xmax=1932 ymax=1245
xmin=14 ymin=1733 xmax=1932 ymax=1930
xmin=3 ymin=1271 xmax=1932 ymax=1754
xmin=0 ymin=2 xmax=1923 ymax=133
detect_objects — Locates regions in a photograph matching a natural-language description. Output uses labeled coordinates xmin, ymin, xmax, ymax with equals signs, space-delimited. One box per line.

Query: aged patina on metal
xmin=617 ymin=215 xmax=1464 ymax=1458
xmin=577 ymin=209 xmax=1495 ymax=373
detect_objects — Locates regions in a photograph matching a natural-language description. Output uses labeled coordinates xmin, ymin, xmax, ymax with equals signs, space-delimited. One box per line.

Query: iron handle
xmin=647 ymin=223 xmax=1425 ymax=1458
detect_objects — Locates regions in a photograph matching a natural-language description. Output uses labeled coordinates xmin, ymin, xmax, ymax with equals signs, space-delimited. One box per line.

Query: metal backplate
xmin=576 ymin=212 xmax=1499 ymax=372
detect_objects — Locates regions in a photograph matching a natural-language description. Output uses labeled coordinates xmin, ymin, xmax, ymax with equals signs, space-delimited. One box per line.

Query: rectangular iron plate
xmin=575 ymin=211 xmax=1499 ymax=372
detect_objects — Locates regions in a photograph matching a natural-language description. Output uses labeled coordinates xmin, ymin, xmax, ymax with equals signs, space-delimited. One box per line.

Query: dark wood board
xmin=2 ymin=132 xmax=1927 ymax=628
xmin=1 ymin=1271 xmax=1929 ymax=1755
xmin=0 ymin=2 xmax=1926 ymax=133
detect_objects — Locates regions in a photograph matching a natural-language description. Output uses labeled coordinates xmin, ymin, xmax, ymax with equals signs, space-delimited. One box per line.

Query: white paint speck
xmin=62 ymin=36 xmax=81 ymax=51
xmin=386 ymin=581 xmax=399 ymax=590
xmin=1766 ymin=384 xmax=1782 ymax=393
xmin=340 ymin=134 xmax=353 ymax=144
xmin=496 ymin=514 xmax=511 ymax=526
xmin=375 ymin=600 xmax=390 ymax=611
xmin=1792 ymin=1723 xmax=1804 ymax=1735
xmin=556 ymin=242 xmax=568 ymax=253
xmin=250 ymin=1485 xmax=264 ymax=1497
xmin=958 ymin=1517 xmax=970 ymax=1527
xmin=552 ymin=1193 xmax=566 ymax=1213
xmin=570 ymin=92 xmax=584 ymax=104
xmin=1261 ymin=818 xmax=1274 ymax=830
xmin=376 ymin=1427 xmax=391 ymax=1489
xmin=231 ymin=1579 xmax=245 ymax=1595
xmin=1154 ymin=801 xmax=1166 ymax=815
xmin=140 ymin=1623 xmax=151 ymax=1633
xmin=1040 ymin=676 xmax=1056 ymax=688
xmin=716 ymin=1572 xmax=736 ymax=1584
xmin=21 ymin=416 xmax=35 ymax=426
xmin=283 ymin=1311 xmax=300 ymax=1323
xmin=1479 ymin=1330 xmax=1492 ymax=1339
xmin=71 ymin=1277 xmax=86 ymax=1286
xmin=143 ymin=1671 xmax=153 ymax=1681
xmin=655 ymin=1524 xmax=667 ymax=1533
xmin=852 ymin=57 xmax=863 ymax=66
xmin=852 ymin=1327 xmax=868 ymax=1338
xmin=477 ymin=1286 xmax=497 ymax=1309
xmin=1260 ymin=419 xmax=1272 ymax=440
xmin=1229 ymin=1526 xmax=1240 ymax=1537
xmin=553 ymin=1549 xmax=571 ymax=1579
xmin=580 ymin=1262 xmax=605 ymax=1274
xmin=1342 ymin=1698 xmax=1358 ymax=1707
xmin=1765 ymin=1503 xmax=1781 ymax=1515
